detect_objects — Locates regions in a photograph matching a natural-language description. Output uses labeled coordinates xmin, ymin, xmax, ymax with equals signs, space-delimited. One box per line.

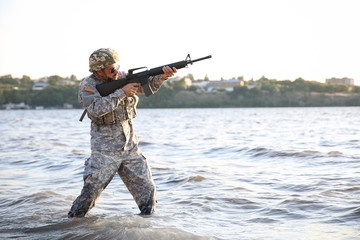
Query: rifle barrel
xmin=189 ymin=55 xmax=212 ymax=64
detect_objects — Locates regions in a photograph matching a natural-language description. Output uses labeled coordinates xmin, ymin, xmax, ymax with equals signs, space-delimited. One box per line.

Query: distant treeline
xmin=1 ymin=74 xmax=359 ymax=108
xmin=0 ymin=75 xmax=82 ymax=108
xmin=137 ymin=76 xmax=360 ymax=107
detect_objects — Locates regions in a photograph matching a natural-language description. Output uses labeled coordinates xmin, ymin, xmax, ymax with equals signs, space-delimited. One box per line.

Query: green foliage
xmin=226 ymin=77 xmax=358 ymax=107
xmin=187 ymin=85 xmax=201 ymax=92
xmin=204 ymin=74 xmax=209 ymax=81
xmin=0 ymin=74 xmax=81 ymax=108
xmin=70 ymin=75 xmax=78 ymax=81
xmin=172 ymin=79 xmax=187 ymax=90
xmin=30 ymin=85 xmax=80 ymax=107
xmin=232 ymin=86 xmax=248 ymax=95
xmin=0 ymin=74 xmax=359 ymax=109
xmin=48 ymin=75 xmax=63 ymax=86
xmin=0 ymin=75 xmax=18 ymax=88
xmin=186 ymin=74 xmax=194 ymax=81
xmin=352 ymin=86 xmax=360 ymax=93
xmin=20 ymin=75 xmax=33 ymax=88
xmin=138 ymin=83 xmax=176 ymax=108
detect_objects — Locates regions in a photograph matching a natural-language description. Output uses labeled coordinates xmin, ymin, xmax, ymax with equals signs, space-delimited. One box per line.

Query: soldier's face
xmin=104 ymin=63 xmax=120 ymax=81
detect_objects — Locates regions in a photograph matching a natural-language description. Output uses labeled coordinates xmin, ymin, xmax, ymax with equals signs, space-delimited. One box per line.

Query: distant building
xmin=4 ymin=102 xmax=30 ymax=110
xmin=192 ymin=79 xmax=243 ymax=92
xmin=326 ymin=77 xmax=354 ymax=85
xmin=219 ymin=79 xmax=244 ymax=89
xmin=192 ymin=81 xmax=209 ymax=90
xmin=32 ymin=82 xmax=49 ymax=90
xmin=207 ymin=79 xmax=244 ymax=91
xmin=58 ymin=79 xmax=76 ymax=85
xmin=248 ymin=80 xmax=263 ymax=89
xmin=63 ymin=103 xmax=73 ymax=109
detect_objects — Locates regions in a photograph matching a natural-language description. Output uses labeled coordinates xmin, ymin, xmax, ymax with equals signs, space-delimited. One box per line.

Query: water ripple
xmin=1 ymin=108 xmax=360 ymax=240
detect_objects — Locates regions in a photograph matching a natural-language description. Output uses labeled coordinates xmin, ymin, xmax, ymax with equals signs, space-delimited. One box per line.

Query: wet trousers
xmin=68 ymin=150 xmax=156 ymax=217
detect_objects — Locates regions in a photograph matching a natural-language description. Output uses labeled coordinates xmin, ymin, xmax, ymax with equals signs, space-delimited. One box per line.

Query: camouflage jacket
xmin=79 ymin=73 xmax=166 ymax=152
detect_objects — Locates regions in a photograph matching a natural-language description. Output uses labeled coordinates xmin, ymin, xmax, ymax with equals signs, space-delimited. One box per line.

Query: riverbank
xmin=138 ymin=90 xmax=360 ymax=108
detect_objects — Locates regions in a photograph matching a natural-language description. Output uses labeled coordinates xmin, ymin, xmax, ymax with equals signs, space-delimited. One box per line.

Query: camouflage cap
xmin=89 ymin=48 xmax=120 ymax=72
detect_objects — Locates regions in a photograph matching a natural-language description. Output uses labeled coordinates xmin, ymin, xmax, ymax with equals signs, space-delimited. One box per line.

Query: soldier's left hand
xmin=161 ymin=66 xmax=177 ymax=80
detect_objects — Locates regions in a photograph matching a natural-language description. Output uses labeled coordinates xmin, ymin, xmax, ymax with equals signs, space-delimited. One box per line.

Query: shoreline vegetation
xmin=1 ymin=74 xmax=359 ymax=109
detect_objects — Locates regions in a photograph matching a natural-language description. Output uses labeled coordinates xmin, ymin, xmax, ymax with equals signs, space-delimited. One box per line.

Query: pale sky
xmin=0 ymin=0 xmax=359 ymax=84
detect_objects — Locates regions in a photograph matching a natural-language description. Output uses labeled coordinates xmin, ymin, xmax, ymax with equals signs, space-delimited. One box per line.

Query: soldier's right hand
xmin=122 ymin=83 xmax=140 ymax=96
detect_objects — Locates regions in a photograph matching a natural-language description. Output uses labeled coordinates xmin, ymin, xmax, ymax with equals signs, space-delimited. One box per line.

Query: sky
xmin=0 ymin=0 xmax=359 ymax=84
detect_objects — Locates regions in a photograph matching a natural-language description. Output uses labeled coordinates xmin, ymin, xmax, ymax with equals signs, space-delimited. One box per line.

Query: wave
xmin=201 ymin=146 xmax=353 ymax=161
xmin=4 ymin=215 xmax=220 ymax=240
xmin=0 ymin=190 xmax=220 ymax=240
xmin=247 ymin=147 xmax=321 ymax=158
xmin=245 ymin=147 xmax=351 ymax=159
xmin=139 ymin=141 xmax=152 ymax=146
xmin=188 ymin=175 xmax=206 ymax=182
xmin=161 ymin=175 xmax=207 ymax=185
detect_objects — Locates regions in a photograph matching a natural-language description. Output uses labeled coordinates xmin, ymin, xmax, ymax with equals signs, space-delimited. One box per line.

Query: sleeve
xmin=79 ymin=78 xmax=127 ymax=118
xmin=137 ymin=75 xmax=167 ymax=95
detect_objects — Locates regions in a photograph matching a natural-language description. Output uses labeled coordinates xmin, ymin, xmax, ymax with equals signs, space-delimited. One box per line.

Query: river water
xmin=0 ymin=107 xmax=359 ymax=240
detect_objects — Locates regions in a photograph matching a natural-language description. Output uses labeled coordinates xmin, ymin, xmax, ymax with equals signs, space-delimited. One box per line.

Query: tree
xmin=294 ymin=78 xmax=308 ymax=92
xmin=204 ymin=74 xmax=209 ymax=81
xmin=48 ymin=75 xmax=63 ymax=86
xmin=232 ymin=86 xmax=248 ymax=96
xmin=186 ymin=73 xmax=194 ymax=81
xmin=70 ymin=74 xmax=78 ymax=81
xmin=258 ymin=76 xmax=269 ymax=82
xmin=187 ymin=85 xmax=201 ymax=92
xmin=352 ymin=86 xmax=360 ymax=93
xmin=20 ymin=75 xmax=33 ymax=88
xmin=0 ymin=75 xmax=17 ymax=86
xmin=173 ymin=79 xmax=187 ymax=90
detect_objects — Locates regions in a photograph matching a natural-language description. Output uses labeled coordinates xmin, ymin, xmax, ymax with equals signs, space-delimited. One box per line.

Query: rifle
xmin=79 ymin=54 xmax=212 ymax=121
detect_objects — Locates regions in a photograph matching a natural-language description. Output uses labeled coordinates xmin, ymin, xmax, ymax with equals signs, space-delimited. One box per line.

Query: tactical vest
xmin=88 ymin=95 xmax=138 ymax=125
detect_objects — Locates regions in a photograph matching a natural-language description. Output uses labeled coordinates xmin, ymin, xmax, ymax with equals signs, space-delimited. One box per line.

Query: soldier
xmin=68 ymin=48 xmax=176 ymax=217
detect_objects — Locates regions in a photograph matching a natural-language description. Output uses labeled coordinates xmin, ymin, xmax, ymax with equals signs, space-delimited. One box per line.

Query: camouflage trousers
xmin=68 ymin=150 xmax=156 ymax=217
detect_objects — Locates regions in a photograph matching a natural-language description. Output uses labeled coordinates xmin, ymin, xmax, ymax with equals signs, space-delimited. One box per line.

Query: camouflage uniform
xmin=68 ymin=49 xmax=167 ymax=217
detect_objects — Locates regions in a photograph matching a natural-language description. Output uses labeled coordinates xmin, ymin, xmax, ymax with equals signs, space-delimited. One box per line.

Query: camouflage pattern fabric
xmin=89 ymin=48 xmax=120 ymax=72
xmin=68 ymin=151 xmax=156 ymax=217
xmin=68 ymin=72 xmax=166 ymax=217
